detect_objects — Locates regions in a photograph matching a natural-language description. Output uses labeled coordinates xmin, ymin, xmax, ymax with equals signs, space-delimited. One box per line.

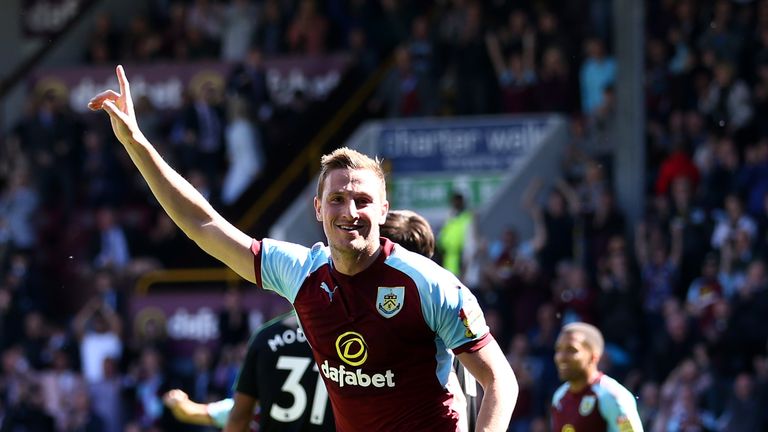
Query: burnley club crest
xmin=377 ymin=287 xmax=404 ymax=318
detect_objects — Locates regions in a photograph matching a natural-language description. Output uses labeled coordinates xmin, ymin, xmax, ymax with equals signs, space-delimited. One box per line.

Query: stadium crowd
xmin=1 ymin=0 xmax=768 ymax=430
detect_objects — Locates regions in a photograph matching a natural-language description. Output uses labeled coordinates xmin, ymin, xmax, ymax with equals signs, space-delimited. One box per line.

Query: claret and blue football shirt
xmin=251 ymin=237 xmax=491 ymax=431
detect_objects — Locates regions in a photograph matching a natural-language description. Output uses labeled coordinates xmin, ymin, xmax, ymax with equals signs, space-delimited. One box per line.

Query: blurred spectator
xmin=370 ymin=45 xmax=437 ymax=117
xmin=64 ymin=387 xmax=106 ymax=432
xmin=717 ymin=372 xmax=763 ymax=431
xmin=84 ymin=13 xmax=121 ymax=63
xmin=649 ymin=310 xmax=697 ymax=382
xmin=533 ymin=46 xmax=577 ymax=113
xmin=710 ymin=193 xmax=756 ymax=250
xmin=220 ymin=0 xmax=259 ymax=62
xmin=90 ymin=206 xmax=132 ymax=272
xmin=0 ymin=170 xmax=39 ymax=252
xmin=437 ymin=192 xmax=473 ymax=277
xmin=21 ymin=310 xmax=48 ymax=370
xmin=257 ymin=0 xmax=287 ymax=55
xmin=181 ymin=83 xmax=226 ymax=196
xmin=287 ymin=0 xmax=328 ymax=55
xmin=552 ymin=262 xmax=596 ymax=326
xmin=697 ymin=0 xmax=742 ymax=65
xmin=637 ymin=381 xmax=661 ymax=431
xmin=221 ymin=97 xmax=265 ymax=205
xmin=217 ymin=287 xmax=249 ymax=348
xmin=227 ymin=47 xmax=273 ymax=122
xmin=522 ymin=178 xmax=577 ymax=274
xmin=88 ymin=357 xmax=123 ymax=432
xmin=125 ymin=347 xmax=168 ymax=428
xmin=2 ymin=380 xmax=56 ymax=431
xmin=596 ymin=250 xmax=643 ymax=374
xmin=656 ymin=140 xmax=700 ymax=196
xmin=186 ymin=0 xmax=222 ymax=44
xmin=700 ymin=61 xmax=753 ymax=136
xmin=636 ymin=221 xmax=683 ymax=330
xmin=407 ymin=15 xmax=437 ymax=79
xmin=80 ymin=130 xmax=122 ymax=208
xmin=450 ymin=2 xmax=495 ymax=115
xmin=123 ymin=15 xmax=163 ymax=62
xmin=579 ymin=37 xmax=616 ymax=116
xmin=39 ymin=348 xmax=84 ymax=430
xmin=73 ymin=297 xmax=123 ymax=385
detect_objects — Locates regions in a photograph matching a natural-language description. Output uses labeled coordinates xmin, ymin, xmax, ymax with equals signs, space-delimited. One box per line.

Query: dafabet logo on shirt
xmin=321 ymin=331 xmax=396 ymax=388
xmin=335 ymin=331 xmax=368 ymax=366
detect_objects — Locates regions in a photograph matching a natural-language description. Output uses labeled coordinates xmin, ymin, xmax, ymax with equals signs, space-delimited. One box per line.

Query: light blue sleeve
xmin=387 ymin=252 xmax=490 ymax=350
xmin=207 ymin=398 xmax=235 ymax=428
xmin=597 ymin=379 xmax=644 ymax=432
xmin=259 ymin=239 xmax=328 ymax=303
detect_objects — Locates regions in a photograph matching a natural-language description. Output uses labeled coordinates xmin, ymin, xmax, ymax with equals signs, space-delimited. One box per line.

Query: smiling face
xmin=553 ymin=331 xmax=598 ymax=386
xmin=314 ymin=167 xmax=389 ymax=272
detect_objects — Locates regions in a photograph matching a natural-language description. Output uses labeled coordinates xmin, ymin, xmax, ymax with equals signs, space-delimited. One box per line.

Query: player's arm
xmin=457 ymin=339 xmax=518 ymax=432
xmin=598 ymin=387 xmax=644 ymax=432
xmin=162 ymin=389 xmax=217 ymax=426
xmin=223 ymin=392 xmax=258 ymax=432
xmin=88 ymin=66 xmax=255 ymax=283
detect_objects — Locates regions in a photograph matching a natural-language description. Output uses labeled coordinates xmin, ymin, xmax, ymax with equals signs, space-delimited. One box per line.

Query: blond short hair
xmin=317 ymin=147 xmax=386 ymax=198
xmin=561 ymin=322 xmax=604 ymax=358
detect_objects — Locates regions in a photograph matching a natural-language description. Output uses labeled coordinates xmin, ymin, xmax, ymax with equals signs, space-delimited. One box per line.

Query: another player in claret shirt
xmin=551 ymin=322 xmax=643 ymax=432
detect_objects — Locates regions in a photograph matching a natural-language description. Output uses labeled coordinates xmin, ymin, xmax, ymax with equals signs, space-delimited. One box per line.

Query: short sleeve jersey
xmin=236 ymin=314 xmax=335 ymax=431
xmin=251 ymin=238 xmax=492 ymax=432
xmin=551 ymin=373 xmax=643 ymax=432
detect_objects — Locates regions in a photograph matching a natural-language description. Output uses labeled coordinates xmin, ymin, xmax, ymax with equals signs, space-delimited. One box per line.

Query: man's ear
xmin=313 ymin=196 xmax=323 ymax=222
xmin=379 ymin=199 xmax=390 ymax=225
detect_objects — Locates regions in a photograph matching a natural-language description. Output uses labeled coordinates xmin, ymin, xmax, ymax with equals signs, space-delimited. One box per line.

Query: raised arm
xmin=163 ymin=390 xmax=217 ymax=426
xmin=457 ymin=339 xmax=518 ymax=431
xmin=88 ymin=66 xmax=255 ymax=283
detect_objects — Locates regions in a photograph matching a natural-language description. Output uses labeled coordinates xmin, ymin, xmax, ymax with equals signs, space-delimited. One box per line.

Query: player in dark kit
xmin=164 ymin=312 xmax=333 ymax=431
xmin=550 ymin=322 xmax=643 ymax=432
xmin=90 ymin=67 xmax=516 ymax=431
xmin=229 ymin=312 xmax=333 ymax=431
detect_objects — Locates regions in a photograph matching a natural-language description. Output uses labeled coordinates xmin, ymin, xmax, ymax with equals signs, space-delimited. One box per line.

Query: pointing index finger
xmin=116 ymin=64 xmax=134 ymax=111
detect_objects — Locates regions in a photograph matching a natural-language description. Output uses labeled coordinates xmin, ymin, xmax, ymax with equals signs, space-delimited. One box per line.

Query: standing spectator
xmin=221 ymin=97 xmax=264 ymax=205
xmin=220 ymin=0 xmax=259 ymax=62
xmin=257 ymin=0 xmax=286 ymax=55
xmin=451 ymin=2 xmax=494 ymax=115
xmin=90 ymin=206 xmax=132 ymax=272
xmin=88 ymin=357 xmax=124 ymax=432
xmin=636 ymin=221 xmax=683 ymax=333
xmin=217 ymin=287 xmax=250 ymax=348
xmin=73 ymin=297 xmax=123 ymax=385
xmin=700 ymin=61 xmax=753 ymax=135
xmin=437 ymin=192 xmax=473 ymax=277
xmin=656 ymin=140 xmax=700 ymax=197
xmin=533 ymin=46 xmax=576 ymax=113
xmin=227 ymin=47 xmax=273 ymax=121
xmin=0 ymin=170 xmax=39 ymax=252
xmin=370 ymin=45 xmax=437 ymax=118
xmin=64 ymin=388 xmax=106 ymax=432
xmin=596 ymin=250 xmax=643 ymax=373
xmin=287 ymin=0 xmax=328 ymax=55
xmin=39 ymin=349 xmax=84 ymax=430
xmin=522 ymin=178 xmax=577 ymax=275
xmin=718 ymin=372 xmax=764 ymax=431
xmin=2 ymin=381 xmax=56 ymax=431
xmin=182 ymin=83 xmax=226 ymax=198
xmin=711 ymin=193 xmax=757 ymax=250
xmin=579 ymin=37 xmax=616 ymax=116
